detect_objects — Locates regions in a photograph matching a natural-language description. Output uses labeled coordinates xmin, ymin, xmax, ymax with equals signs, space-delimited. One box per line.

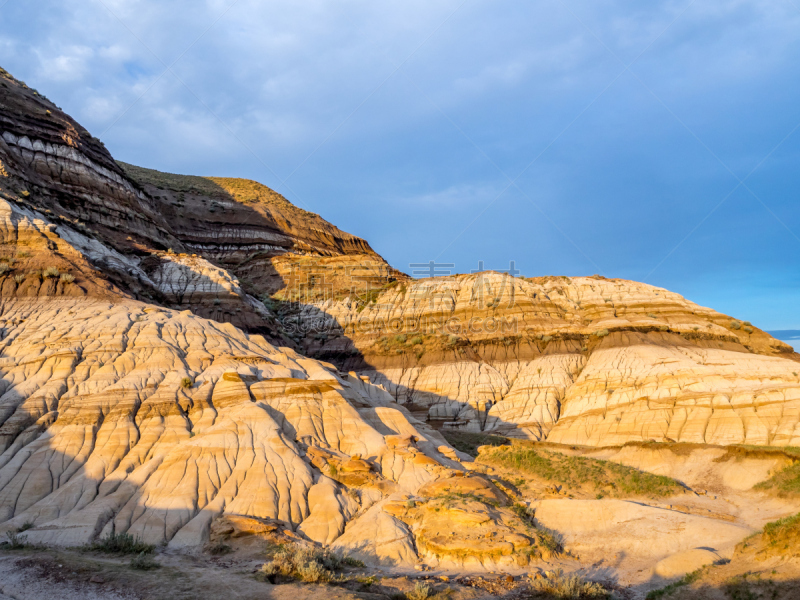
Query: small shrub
xmin=743 ymin=325 xmax=754 ymax=334
xmin=2 ymin=531 xmax=28 ymax=550
xmin=13 ymin=274 xmax=24 ymax=284
xmin=88 ymin=531 xmax=154 ymax=555
xmin=356 ymin=575 xmax=377 ymax=587
xmin=0 ymin=263 xmax=9 ymax=275
xmin=43 ymin=266 xmax=60 ymax=278
xmin=647 ymin=313 xmax=658 ymax=319
xmin=130 ymin=551 xmax=161 ymax=570
xmin=17 ymin=521 xmax=34 ymax=532
xmin=394 ymin=334 xmax=407 ymax=344
xmin=17 ymin=251 xmax=30 ymax=258
xmin=408 ymin=581 xmax=433 ymax=600
xmin=257 ymin=544 xmax=361 ymax=584
xmin=594 ymin=329 xmax=610 ymax=337
xmin=206 ymin=541 xmax=232 ymax=555
xmin=512 ymin=503 xmax=536 ymax=526
xmin=60 ymin=273 xmax=75 ymax=283
xmin=730 ymin=321 xmax=742 ymax=330
xmin=531 ymin=570 xmax=609 ymax=599
xmin=180 ymin=377 xmax=193 ymax=389
xmin=341 ymin=555 xmax=365 ymax=568
xmin=409 ymin=336 xmax=423 ymax=346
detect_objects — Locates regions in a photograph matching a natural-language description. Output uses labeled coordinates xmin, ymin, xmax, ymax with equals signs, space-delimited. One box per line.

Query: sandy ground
xmin=2 ymin=444 xmax=797 ymax=599
xmin=0 ymin=548 xmax=505 ymax=600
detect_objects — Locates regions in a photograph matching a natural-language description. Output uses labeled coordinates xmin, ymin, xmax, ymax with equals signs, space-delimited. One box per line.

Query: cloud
xmin=395 ymin=183 xmax=506 ymax=210
xmin=1 ymin=0 xmax=800 ymax=327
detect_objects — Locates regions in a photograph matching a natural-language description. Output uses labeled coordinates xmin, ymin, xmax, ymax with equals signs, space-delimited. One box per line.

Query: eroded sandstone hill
xmin=0 ymin=296 xmax=486 ymax=560
xmin=0 ymin=66 xmax=558 ymax=564
xmin=2 ymin=62 xmax=799 ymax=452
xmin=0 ymin=65 xmax=400 ymax=338
xmin=283 ymin=272 xmax=800 ymax=447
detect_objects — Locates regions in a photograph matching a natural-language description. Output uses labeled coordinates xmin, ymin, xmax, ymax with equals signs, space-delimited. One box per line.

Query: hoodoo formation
xmin=0 ymin=64 xmax=799 ymax=599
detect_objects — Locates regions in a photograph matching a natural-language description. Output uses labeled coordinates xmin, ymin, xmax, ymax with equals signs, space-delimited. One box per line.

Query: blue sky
xmin=1 ymin=0 xmax=799 ymax=331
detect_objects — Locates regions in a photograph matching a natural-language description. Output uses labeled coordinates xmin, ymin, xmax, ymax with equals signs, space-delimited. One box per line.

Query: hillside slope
xmin=282 ymin=273 xmax=800 ymax=446
xmin=0 ymin=66 xmax=398 ymax=338
xmin=2 ymin=64 xmax=800 ymax=594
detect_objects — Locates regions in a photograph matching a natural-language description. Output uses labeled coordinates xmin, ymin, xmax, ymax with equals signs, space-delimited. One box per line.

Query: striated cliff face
xmin=0 ymin=67 xmax=395 ymax=337
xmin=282 ymin=273 xmax=800 ymax=446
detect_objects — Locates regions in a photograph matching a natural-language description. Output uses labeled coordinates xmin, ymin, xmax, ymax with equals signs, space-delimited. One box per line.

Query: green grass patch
xmin=479 ymin=445 xmax=683 ymax=498
xmin=761 ymin=512 xmax=800 ymax=553
xmin=645 ymin=569 xmax=701 ymax=599
xmin=754 ymin=461 xmax=800 ymax=497
xmin=439 ymin=431 xmax=509 ymax=457
xmin=88 ymin=532 xmax=154 ymax=555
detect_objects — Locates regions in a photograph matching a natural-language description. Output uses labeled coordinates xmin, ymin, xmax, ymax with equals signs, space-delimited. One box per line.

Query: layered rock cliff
xmin=0 ymin=67 xmax=397 ymax=338
xmin=0 ymin=297 xmax=481 ymax=559
xmin=282 ymin=273 xmax=800 ymax=446
xmin=3 ymin=62 xmax=798 ymax=449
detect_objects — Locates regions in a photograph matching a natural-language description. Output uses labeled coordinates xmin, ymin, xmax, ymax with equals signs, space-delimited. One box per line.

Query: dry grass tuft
xmin=530 ymin=570 xmax=609 ymax=598
xmin=257 ymin=543 xmax=364 ymax=584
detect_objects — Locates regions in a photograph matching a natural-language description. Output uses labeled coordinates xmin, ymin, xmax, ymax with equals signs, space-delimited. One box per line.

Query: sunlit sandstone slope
xmin=286 ymin=273 xmax=800 ymax=446
xmin=0 ymin=297 xmax=468 ymax=558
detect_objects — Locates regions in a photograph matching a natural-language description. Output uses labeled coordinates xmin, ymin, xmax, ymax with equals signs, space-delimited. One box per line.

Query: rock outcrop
xmin=0 ymin=297 xmax=468 ymax=555
xmin=282 ymin=273 xmax=800 ymax=446
xmin=3 ymin=62 xmax=798 ymax=449
xmin=0 ymin=67 xmax=397 ymax=337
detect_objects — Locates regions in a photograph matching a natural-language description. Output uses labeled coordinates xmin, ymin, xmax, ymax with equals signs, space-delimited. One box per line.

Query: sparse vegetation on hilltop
xmin=117 ymin=161 xmax=317 ymax=219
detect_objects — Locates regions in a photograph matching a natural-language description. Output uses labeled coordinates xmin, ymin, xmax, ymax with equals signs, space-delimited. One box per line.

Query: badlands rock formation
xmin=1 ymin=61 xmax=799 ymax=583
xmin=0 ymin=66 xmax=396 ymax=338
xmin=285 ymin=273 xmax=800 ymax=446
xmin=0 ymin=297 xmax=478 ymax=558
xmin=2 ymin=63 xmax=800 ymax=451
